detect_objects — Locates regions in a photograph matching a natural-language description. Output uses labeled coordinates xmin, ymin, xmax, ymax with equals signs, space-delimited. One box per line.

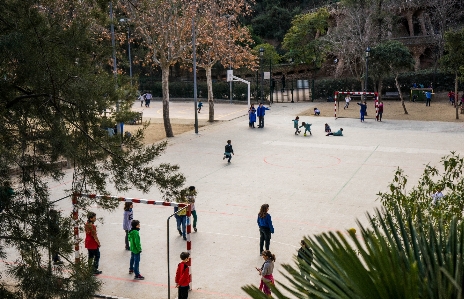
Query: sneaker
xmin=194 ymin=227 xmax=197 ymax=232
xmin=183 ymin=236 xmax=187 ymax=240
xmin=223 ymin=156 xmax=226 ymax=160
xmin=177 ymin=229 xmax=182 ymax=236
xmin=129 ymin=269 xmax=134 ymax=274
xmin=93 ymin=270 xmax=102 ymax=275
xmin=134 ymin=274 xmax=145 ymax=280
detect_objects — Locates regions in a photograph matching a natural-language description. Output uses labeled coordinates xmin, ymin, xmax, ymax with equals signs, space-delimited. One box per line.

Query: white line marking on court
xmin=109 ymin=223 xmax=297 ymax=247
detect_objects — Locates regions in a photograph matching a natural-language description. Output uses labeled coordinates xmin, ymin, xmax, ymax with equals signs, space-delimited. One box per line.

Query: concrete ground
xmin=18 ymin=102 xmax=464 ymax=298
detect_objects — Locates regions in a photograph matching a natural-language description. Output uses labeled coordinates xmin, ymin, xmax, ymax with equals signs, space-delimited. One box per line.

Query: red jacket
xmin=85 ymin=222 xmax=100 ymax=249
xmin=175 ymin=262 xmax=190 ymax=286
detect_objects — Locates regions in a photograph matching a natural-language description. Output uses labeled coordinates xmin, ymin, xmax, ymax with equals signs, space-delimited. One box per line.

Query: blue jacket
xmin=293 ymin=119 xmax=299 ymax=129
xmin=256 ymin=105 xmax=270 ymax=117
xmin=257 ymin=214 xmax=274 ymax=233
xmin=357 ymin=103 xmax=367 ymax=113
xmin=249 ymin=109 xmax=256 ymax=122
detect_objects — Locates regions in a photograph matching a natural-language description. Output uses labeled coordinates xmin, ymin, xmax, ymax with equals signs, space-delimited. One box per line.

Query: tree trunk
xmin=161 ymin=65 xmax=174 ymax=137
xmin=206 ymin=66 xmax=214 ymax=122
xmin=395 ymin=74 xmax=408 ymax=114
xmin=455 ymin=72 xmax=459 ymax=120
xmin=378 ymin=80 xmax=383 ymax=101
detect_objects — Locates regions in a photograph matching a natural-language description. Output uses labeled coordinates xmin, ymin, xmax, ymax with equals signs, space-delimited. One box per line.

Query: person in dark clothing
xmin=257 ymin=204 xmax=274 ymax=255
xmin=357 ymin=101 xmax=367 ymax=122
xmin=297 ymin=239 xmax=313 ymax=279
xmin=223 ymin=140 xmax=234 ymax=163
xmin=49 ymin=209 xmax=63 ymax=265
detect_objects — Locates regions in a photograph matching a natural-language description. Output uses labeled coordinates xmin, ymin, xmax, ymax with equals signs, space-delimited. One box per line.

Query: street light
xmin=120 ymin=18 xmax=133 ymax=86
xmin=365 ymin=46 xmax=371 ymax=92
xmin=259 ymin=47 xmax=264 ymax=102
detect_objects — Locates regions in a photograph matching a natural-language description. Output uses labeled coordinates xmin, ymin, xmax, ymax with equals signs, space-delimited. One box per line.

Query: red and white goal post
xmin=72 ymin=193 xmax=192 ymax=283
xmin=334 ymin=91 xmax=379 ymax=119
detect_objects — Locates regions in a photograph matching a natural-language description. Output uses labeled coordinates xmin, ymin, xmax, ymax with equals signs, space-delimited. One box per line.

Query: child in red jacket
xmin=175 ymin=252 xmax=191 ymax=299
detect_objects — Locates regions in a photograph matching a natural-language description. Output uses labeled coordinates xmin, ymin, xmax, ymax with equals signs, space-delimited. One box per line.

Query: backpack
xmin=225 ymin=144 xmax=232 ymax=153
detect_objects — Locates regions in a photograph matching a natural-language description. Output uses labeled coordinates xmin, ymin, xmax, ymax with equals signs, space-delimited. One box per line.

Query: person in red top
xmin=85 ymin=212 xmax=102 ymax=275
xmin=175 ymin=252 xmax=191 ymax=299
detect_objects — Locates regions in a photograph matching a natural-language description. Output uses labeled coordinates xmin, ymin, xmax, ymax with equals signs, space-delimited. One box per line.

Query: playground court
xmin=42 ymin=102 xmax=464 ymax=298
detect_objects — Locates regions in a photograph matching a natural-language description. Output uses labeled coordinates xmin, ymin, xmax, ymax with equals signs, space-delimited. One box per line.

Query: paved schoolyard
xmin=47 ymin=102 xmax=464 ymax=298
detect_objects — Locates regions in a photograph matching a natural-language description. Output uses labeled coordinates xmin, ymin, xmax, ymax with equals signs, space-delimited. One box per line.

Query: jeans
xmin=258 ymin=116 xmax=264 ymax=127
xmin=178 ymin=285 xmax=189 ymax=299
xmin=259 ymin=227 xmax=271 ymax=253
xmin=426 ymin=98 xmax=431 ymax=106
xmin=360 ymin=111 xmax=365 ymax=122
xmin=176 ymin=215 xmax=186 ymax=238
xmin=88 ymin=248 xmax=100 ymax=271
xmin=125 ymin=230 xmax=130 ymax=249
xmin=130 ymin=252 xmax=141 ymax=276
xmin=225 ymin=153 xmax=232 ymax=162
xmin=192 ymin=210 xmax=197 ymax=228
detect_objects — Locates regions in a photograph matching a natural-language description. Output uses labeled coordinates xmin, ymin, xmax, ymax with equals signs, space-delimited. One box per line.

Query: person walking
xmin=145 ymin=92 xmax=152 ymax=107
xmin=186 ymin=186 xmax=198 ymax=232
xmin=377 ymin=101 xmax=384 ymax=121
xmin=85 ymin=212 xmax=102 ymax=275
xmin=256 ymin=250 xmax=276 ymax=296
xmin=425 ymin=90 xmax=432 ymax=106
xmin=297 ymin=239 xmax=313 ymax=279
xmin=123 ymin=202 xmax=133 ymax=250
xmin=357 ymin=101 xmax=367 ymax=122
xmin=175 ymin=252 xmax=191 ymax=299
xmin=174 ymin=205 xmax=187 ymax=240
xmin=138 ymin=93 xmax=145 ymax=107
xmin=223 ymin=140 xmax=234 ymax=163
xmin=197 ymin=100 xmax=203 ymax=113
xmin=257 ymin=204 xmax=274 ymax=255
xmin=128 ymin=219 xmax=144 ymax=280
xmin=256 ymin=103 xmax=270 ymax=128
xmin=249 ymin=105 xmax=257 ymax=128
xmin=49 ymin=209 xmax=63 ymax=265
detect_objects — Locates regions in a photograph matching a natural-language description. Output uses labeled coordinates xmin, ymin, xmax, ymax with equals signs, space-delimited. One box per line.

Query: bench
xmin=383 ymin=91 xmax=400 ymax=99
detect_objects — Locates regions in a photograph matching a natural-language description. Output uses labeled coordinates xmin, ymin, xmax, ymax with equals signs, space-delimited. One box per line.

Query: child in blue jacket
xmin=299 ymin=122 xmax=312 ymax=136
xmin=292 ymin=116 xmax=300 ymax=135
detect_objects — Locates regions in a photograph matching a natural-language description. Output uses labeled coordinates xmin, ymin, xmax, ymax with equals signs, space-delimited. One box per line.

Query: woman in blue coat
xmin=249 ymin=104 xmax=257 ymax=128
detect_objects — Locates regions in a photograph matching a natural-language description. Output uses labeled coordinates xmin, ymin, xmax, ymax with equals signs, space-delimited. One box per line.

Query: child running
xmin=123 ymin=202 xmax=133 ymax=250
xmin=223 ymin=140 xmax=234 ymax=163
xmin=299 ymin=122 xmax=312 ymax=136
xmin=176 ymin=252 xmax=191 ymax=299
xmin=128 ymin=220 xmax=144 ymax=280
xmin=325 ymin=123 xmax=331 ymax=133
xmin=326 ymin=128 xmax=343 ymax=136
xmin=197 ymin=100 xmax=203 ymax=113
xmin=292 ymin=116 xmax=301 ymax=135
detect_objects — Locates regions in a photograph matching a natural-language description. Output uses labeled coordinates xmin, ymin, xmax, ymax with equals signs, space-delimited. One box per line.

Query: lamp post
xmin=120 ymin=18 xmax=133 ymax=86
xmin=365 ymin=46 xmax=371 ymax=92
xmin=259 ymin=47 xmax=264 ymax=102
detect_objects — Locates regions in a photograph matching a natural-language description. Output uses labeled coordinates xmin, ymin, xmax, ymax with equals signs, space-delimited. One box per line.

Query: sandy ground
xmin=300 ymin=98 xmax=464 ymax=122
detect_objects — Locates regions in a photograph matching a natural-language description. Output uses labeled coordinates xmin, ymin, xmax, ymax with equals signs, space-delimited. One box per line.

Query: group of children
xmin=292 ymin=116 xmax=343 ymax=137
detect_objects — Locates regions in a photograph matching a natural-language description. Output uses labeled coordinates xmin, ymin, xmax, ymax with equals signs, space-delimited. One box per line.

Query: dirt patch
xmin=124 ymin=118 xmax=210 ymax=144
xmin=300 ymin=97 xmax=463 ymax=122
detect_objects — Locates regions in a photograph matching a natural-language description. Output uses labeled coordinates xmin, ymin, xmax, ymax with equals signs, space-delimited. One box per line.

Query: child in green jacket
xmin=128 ymin=220 xmax=144 ymax=280
xmin=299 ymin=122 xmax=312 ymax=136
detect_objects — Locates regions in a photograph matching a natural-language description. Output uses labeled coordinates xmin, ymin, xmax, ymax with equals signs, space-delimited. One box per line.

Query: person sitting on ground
xmin=326 ymin=128 xmax=343 ymax=136
xmin=313 ymin=108 xmax=320 ymax=116
xmin=299 ymin=122 xmax=312 ymax=136
xmin=325 ymin=123 xmax=331 ymax=133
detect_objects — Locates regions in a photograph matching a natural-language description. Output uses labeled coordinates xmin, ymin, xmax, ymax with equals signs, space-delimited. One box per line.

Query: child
xmin=128 ymin=220 xmax=144 ymax=280
xmin=187 ymin=186 xmax=198 ymax=232
xmin=223 ymin=140 xmax=234 ymax=163
xmin=176 ymin=252 xmax=191 ymax=299
xmin=249 ymin=105 xmax=256 ymax=128
xmin=138 ymin=93 xmax=145 ymax=107
xmin=85 ymin=212 xmax=102 ymax=275
xmin=256 ymin=250 xmax=275 ymax=296
xmin=326 ymin=128 xmax=343 ymax=136
xmin=431 ymin=188 xmax=444 ymax=206
xmin=313 ymin=108 xmax=320 ymax=116
xmin=297 ymin=239 xmax=313 ymax=279
xmin=344 ymin=95 xmax=351 ymax=109
xmin=292 ymin=116 xmax=301 ymax=135
xmin=197 ymin=100 xmax=203 ymax=113
xmin=299 ymin=122 xmax=312 ymax=136
xmin=123 ymin=202 xmax=133 ymax=250
xmin=325 ymin=123 xmax=331 ymax=133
